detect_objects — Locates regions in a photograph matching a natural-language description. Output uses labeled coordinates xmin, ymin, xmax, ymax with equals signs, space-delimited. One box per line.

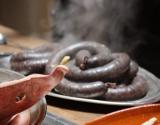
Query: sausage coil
xmin=46 ymin=42 xmax=148 ymax=100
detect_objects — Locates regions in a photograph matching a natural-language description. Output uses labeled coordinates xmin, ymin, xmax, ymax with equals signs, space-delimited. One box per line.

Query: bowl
xmin=0 ymin=68 xmax=47 ymax=124
xmin=85 ymin=104 xmax=160 ymax=125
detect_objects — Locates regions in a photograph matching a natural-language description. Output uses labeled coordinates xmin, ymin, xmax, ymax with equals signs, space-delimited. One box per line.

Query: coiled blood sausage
xmin=46 ymin=42 xmax=148 ymax=100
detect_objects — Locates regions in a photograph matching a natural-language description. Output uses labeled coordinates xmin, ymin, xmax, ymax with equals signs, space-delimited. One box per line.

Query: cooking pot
xmin=0 ymin=65 xmax=68 ymax=125
xmin=0 ymin=68 xmax=47 ymax=125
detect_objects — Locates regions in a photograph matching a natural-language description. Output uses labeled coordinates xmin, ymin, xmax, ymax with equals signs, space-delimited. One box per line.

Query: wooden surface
xmin=0 ymin=25 xmax=128 ymax=125
xmin=46 ymin=96 xmax=125 ymax=125
xmin=0 ymin=0 xmax=52 ymax=35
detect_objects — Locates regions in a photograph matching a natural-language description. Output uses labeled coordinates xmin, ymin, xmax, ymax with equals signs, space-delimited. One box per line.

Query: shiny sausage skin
xmin=75 ymin=49 xmax=111 ymax=69
xmin=10 ymin=45 xmax=54 ymax=75
xmin=66 ymin=53 xmax=130 ymax=82
xmin=11 ymin=59 xmax=49 ymax=75
xmin=55 ymin=78 xmax=107 ymax=98
xmin=117 ymin=60 xmax=139 ymax=84
xmin=127 ymin=60 xmax=139 ymax=78
xmin=46 ymin=42 xmax=148 ymax=101
xmin=104 ymin=75 xmax=148 ymax=101
xmin=46 ymin=41 xmax=112 ymax=73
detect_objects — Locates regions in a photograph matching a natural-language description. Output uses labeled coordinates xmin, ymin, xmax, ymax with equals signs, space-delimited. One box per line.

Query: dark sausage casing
xmin=46 ymin=42 xmax=148 ymax=100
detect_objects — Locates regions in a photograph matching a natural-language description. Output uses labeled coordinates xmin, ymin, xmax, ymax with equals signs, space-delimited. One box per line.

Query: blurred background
xmin=0 ymin=0 xmax=159 ymax=77
xmin=0 ymin=0 xmax=53 ymax=39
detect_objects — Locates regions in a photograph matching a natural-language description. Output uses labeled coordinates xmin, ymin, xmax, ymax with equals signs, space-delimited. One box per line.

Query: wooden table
xmin=0 ymin=25 xmax=128 ymax=125
xmin=46 ymin=96 xmax=127 ymax=125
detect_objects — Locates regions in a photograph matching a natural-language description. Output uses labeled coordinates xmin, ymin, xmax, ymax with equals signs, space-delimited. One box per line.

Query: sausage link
xmin=128 ymin=60 xmax=139 ymax=78
xmin=10 ymin=45 xmax=54 ymax=75
xmin=11 ymin=59 xmax=49 ymax=75
xmin=55 ymin=78 xmax=107 ymax=98
xmin=104 ymin=75 xmax=148 ymax=101
xmin=46 ymin=42 xmax=148 ymax=101
xmin=66 ymin=53 xmax=130 ymax=82
xmin=46 ymin=41 xmax=112 ymax=73
xmin=11 ymin=52 xmax=52 ymax=62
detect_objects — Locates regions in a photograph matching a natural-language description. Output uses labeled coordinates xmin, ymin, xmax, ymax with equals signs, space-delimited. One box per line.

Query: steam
xmin=52 ymin=0 xmax=144 ymax=55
